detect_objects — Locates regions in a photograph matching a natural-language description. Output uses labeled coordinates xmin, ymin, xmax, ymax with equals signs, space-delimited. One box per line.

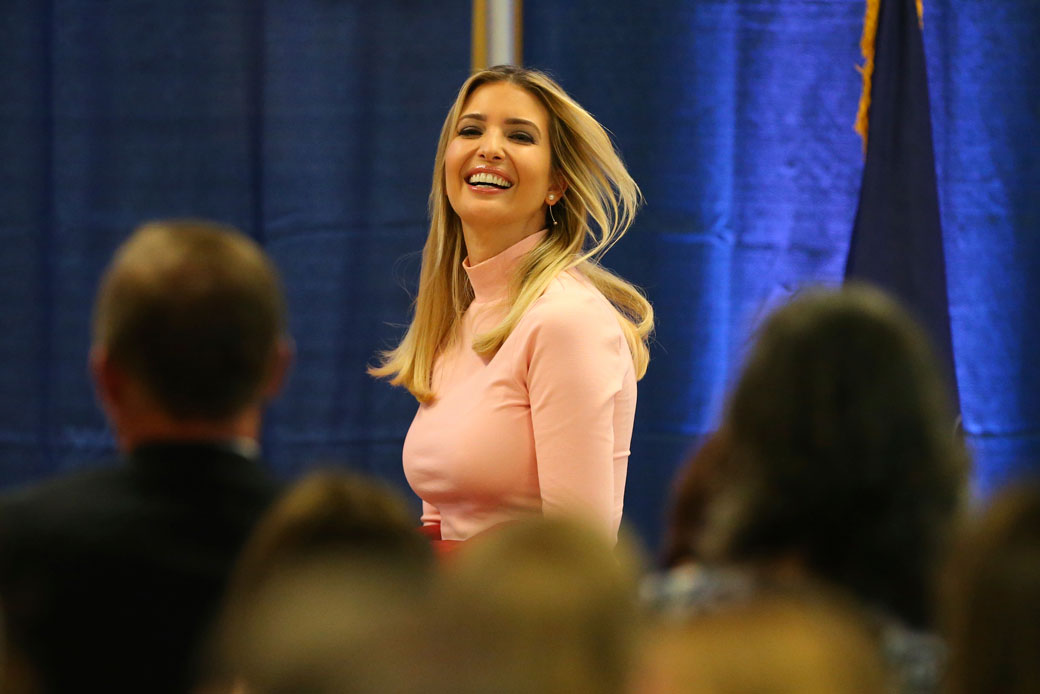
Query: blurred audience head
xmin=208 ymin=470 xmax=434 ymax=693
xmin=639 ymin=589 xmax=889 ymax=694
xmin=702 ymin=285 xmax=969 ymax=627
xmin=228 ymin=469 xmax=433 ymax=599
xmin=430 ymin=517 xmax=643 ymax=694
xmin=210 ymin=559 xmax=429 ymax=694
xmin=944 ymin=481 xmax=1040 ymax=694
xmin=90 ymin=219 xmax=290 ymax=447
xmin=211 ymin=516 xmax=642 ymax=694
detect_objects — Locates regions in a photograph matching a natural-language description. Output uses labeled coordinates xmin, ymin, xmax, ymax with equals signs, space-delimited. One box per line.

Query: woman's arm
xmin=524 ymin=288 xmax=633 ymax=539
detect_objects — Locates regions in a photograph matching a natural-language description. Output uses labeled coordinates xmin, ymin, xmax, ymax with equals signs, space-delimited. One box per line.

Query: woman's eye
xmin=458 ymin=126 xmax=482 ymax=137
xmin=510 ymin=131 xmax=535 ymax=143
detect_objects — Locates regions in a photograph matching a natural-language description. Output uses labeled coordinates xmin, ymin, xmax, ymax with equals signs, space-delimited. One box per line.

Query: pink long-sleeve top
xmin=402 ymin=230 xmax=637 ymax=542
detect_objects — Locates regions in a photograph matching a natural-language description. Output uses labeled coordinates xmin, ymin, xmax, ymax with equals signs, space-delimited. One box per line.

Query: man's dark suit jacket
xmin=0 ymin=441 xmax=281 ymax=693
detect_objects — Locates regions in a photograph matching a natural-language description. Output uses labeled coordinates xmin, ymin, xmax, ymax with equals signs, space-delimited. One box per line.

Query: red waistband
xmin=417 ymin=522 xmax=464 ymax=558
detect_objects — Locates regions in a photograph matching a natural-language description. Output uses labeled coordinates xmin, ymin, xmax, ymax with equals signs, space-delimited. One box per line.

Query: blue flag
xmin=846 ymin=0 xmax=958 ymax=407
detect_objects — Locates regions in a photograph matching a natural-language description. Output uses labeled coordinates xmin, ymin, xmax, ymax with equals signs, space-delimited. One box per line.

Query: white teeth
xmin=467 ymin=172 xmax=512 ymax=188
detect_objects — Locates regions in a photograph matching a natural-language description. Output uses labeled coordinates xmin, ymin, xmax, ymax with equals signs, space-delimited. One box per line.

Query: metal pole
xmin=473 ymin=0 xmax=522 ymax=70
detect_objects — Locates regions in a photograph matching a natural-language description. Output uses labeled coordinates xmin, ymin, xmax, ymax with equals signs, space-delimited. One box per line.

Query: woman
xmin=645 ymin=286 xmax=969 ymax=694
xmin=370 ymin=66 xmax=652 ymax=545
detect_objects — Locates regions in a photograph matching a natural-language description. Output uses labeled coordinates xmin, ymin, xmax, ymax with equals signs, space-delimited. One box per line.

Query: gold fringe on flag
xmin=854 ymin=0 xmax=881 ymax=152
xmin=855 ymin=0 xmax=925 ymax=151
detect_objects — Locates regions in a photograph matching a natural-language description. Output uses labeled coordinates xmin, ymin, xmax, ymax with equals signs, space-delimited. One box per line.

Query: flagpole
xmin=472 ymin=0 xmax=522 ymax=71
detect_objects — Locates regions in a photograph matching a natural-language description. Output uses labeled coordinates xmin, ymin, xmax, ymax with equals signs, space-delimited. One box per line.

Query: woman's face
xmin=443 ymin=81 xmax=559 ymax=240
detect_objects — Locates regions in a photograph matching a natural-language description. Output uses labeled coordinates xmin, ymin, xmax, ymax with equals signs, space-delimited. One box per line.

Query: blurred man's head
xmin=90 ymin=219 xmax=290 ymax=449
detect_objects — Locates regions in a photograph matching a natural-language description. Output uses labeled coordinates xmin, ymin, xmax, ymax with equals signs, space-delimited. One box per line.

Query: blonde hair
xmin=432 ymin=518 xmax=643 ymax=694
xmin=370 ymin=65 xmax=653 ymax=403
xmin=643 ymin=591 xmax=889 ymax=694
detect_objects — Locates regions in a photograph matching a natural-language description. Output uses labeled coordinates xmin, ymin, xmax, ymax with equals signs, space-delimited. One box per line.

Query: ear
xmin=547 ymin=173 xmax=568 ymax=204
xmin=89 ymin=345 xmax=127 ymax=420
xmin=260 ymin=337 xmax=294 ymax=401
xmin=90 ymin=346 xmax=115 ymax=408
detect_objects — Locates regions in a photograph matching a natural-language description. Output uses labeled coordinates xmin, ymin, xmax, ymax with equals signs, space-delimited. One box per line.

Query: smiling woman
xmin=443 ymin=81 xmax=561 ymax=264
xmin=370 ymin=65 xmax=653 ymax=548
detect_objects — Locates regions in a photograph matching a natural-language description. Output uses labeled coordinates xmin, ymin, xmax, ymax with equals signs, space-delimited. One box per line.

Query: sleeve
xmin=524 ymin=293 xmax=629 ymax=538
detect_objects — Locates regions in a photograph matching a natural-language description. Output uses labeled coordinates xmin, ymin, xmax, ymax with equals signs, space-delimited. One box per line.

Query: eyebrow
xmin=458 ymin=113 xmax=542 ymax=135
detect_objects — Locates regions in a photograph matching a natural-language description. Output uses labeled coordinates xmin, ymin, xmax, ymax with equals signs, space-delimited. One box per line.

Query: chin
xmin=460 ymin=205 xmax=542 ymax=230
xmin=457 ymin=207 xmax=515 ymax=228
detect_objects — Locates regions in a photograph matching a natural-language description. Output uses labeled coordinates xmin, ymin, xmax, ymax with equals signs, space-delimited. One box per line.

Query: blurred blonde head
xmin=640 ymin=591 xmax=889 ymax=694
xmin=207 ymin=471 xmax=434 ymax=694
xmin=227 ymin=469 xmax=432 ymax=601
xmin=212 ymin=559 xmax=431 ymax=694
xmin=430 ymin=517 xmax=644 ymax=694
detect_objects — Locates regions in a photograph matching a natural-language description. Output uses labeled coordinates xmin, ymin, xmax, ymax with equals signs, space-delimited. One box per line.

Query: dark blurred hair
xmin=944 ymin=482 xmax=1040 ymax=694
xmin=93 ymin=219 xmax=287 ymax=420
xmin=229 ymin=470 xmax=433 ymax=598
xmin=704 ymin=285 xmax=968 ymax=628
xmin=661 ymin=429 xmax=731 ymax=568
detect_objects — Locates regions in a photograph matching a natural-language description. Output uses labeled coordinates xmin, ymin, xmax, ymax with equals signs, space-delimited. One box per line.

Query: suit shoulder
xmin=0 ymin=461 xmax=130 ymax=533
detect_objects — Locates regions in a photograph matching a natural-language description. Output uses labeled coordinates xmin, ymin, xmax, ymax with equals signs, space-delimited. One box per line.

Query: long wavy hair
xmin=369 ymin=65 xmax=653 ymax=403
xmin=702 ymin=286 xmax=969 ymax=628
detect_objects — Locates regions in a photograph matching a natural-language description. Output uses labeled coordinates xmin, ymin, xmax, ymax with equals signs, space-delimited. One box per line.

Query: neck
xmin=461 ymin=216 xmax=544 ymax=265
xmin=115 ymin=407 xmax=262 ymax=453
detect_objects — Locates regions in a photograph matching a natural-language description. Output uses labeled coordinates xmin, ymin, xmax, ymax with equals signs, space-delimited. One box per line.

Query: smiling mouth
xmin=467 ymin=172 xmax=513 ymax=189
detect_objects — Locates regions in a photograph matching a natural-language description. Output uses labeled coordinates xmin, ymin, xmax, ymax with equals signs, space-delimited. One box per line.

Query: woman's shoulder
xmin=502 ymin=268 xmax=633 ymax=385
xmin=525 ymin=267 xmax=619 ymax=324
xmin=502 ymin=268 xmax=626 ymax=359
xmin=509 ymin=269 xmax=619 ymax=341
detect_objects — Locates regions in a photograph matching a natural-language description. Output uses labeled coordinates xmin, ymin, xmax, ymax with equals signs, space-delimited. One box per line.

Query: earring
xmin=548 ymin=202 xmax=558 ymax=226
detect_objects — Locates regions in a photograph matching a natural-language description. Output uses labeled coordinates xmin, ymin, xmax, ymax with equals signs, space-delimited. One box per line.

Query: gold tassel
xmin=856 ymin=1 xmax=926 ymax=151
xmin=854 ymin=0 xmax=881 ymax=153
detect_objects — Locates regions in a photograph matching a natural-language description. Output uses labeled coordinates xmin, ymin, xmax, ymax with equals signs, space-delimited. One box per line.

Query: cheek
xmin=521 ymin=151 xmax=553 ymax=191
xmin=443 ymin=141 xmax=467 ymax=182
xmin=442 ymin=144 xmax=467 ymax=212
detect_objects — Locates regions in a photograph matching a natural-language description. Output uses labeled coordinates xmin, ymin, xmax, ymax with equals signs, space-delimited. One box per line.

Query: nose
xmin=477 ymin=129 xmax=505 ymax=161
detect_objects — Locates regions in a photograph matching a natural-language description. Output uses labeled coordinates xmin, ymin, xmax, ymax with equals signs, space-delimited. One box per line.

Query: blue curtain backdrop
xmin=2 ymin=1 xmax=1038 ymax=550
xmin=524 ymin=0 xmax=1040 ymax=542
xmin=0 ymin=1 xmax=471 ymax=497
